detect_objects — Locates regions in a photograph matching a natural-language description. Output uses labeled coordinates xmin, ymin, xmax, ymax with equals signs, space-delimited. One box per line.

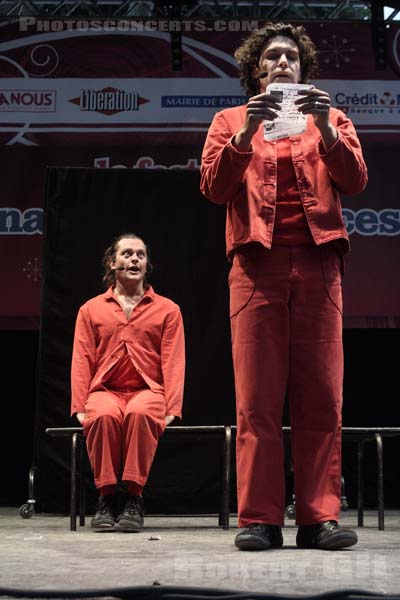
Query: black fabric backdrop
xmin=33 ymin=167 xmax=399 ymax=515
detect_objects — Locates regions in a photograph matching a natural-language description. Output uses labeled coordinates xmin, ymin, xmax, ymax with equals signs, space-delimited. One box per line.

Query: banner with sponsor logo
xmin=1 ymin=18 xmax=399 ymax=327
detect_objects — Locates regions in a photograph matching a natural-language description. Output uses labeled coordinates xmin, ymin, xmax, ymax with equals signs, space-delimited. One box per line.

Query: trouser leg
xmin=230 ymin=245 xmax=291 ymax=527
xmin=289 ymin=245 xmax=343 ymax=525
xmin=121 ymin=389 xmax=166 ymax=486
xmin=83 ymin=391 xmax=123 ymax=489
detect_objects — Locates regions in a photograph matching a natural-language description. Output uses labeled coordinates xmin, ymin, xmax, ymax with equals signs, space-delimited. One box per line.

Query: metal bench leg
xmin=357 ymin=440 xmax=364 ymax=527
xmin=375 ymin=433 xmax=384 ymax=531
xmin=19 ymin=467 xmax=37 ymax=519
xmin=70 ymin=433 xmax=78 ymax=532
xmin=220 ymin=426 xmax=231 ymax=530
xmin=79 ymin=436 xmax=86 ymax=527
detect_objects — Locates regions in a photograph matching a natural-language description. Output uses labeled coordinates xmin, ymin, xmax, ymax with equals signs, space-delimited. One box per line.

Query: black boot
xmin=235 ymin=523 xmax=283 ymax=551
xmin=115 ymin=495 xmax=144 ymax=532
xmin=296 ymin=520 xmax=358 ymax=550
xmin=91 ymin=495 xmax=116 ymax=530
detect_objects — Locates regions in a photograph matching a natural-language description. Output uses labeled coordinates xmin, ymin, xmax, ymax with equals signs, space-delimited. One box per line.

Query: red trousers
xmin=83 ymin=388 xmax=166 ymax=489
xmin=229 ymin=243 xmax=343 ymax=527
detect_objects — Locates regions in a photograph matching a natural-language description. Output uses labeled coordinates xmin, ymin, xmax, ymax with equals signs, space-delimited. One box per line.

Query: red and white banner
xmin=1 ymin=19 xmax=399 ymax=327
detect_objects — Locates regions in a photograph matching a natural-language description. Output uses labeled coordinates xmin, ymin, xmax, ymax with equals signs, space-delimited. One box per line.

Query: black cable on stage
xmin=0 ymin=585 xmax=399 ymax=600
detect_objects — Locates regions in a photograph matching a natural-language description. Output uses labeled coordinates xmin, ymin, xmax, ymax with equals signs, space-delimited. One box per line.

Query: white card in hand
xmin=264 ymin=83 xmax=313 ymax=141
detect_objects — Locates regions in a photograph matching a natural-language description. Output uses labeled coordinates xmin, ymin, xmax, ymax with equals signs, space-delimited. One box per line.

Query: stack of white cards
xmin=263 ymin=83 xmax=313 ymax=141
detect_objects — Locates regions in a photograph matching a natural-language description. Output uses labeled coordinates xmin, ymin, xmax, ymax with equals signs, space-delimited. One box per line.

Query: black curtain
xmin=36 ymin=167 xmax=236 ymax=514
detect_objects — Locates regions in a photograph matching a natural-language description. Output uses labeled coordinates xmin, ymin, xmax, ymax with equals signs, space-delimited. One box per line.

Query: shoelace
xmin=97 ymin=498 xmax=113 ymax=514
xmin=125 ymin=498 xmax=141 ymax=515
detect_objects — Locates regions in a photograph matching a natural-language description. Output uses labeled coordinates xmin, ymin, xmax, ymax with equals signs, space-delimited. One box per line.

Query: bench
xmin=230 ymin=426 xmax=400 ymax=531
xmin=339 ymin=427 xmax=400 ymax=530
xmin=45 ymin=425 xmax=400 ymax=532
xmin=45 ymin=425 xmax=232 ymax=532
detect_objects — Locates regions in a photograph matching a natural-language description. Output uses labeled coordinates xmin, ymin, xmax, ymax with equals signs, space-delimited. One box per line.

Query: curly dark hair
xmin=102 ymin=232 xmax=153 ymax=290
xmin=234 ymin=22 xmax=319 ymax=97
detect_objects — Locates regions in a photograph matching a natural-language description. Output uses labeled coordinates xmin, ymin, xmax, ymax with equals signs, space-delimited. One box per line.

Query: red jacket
xmin=200 ymin=105 xmax=368 ymax=259
xmin=70 ymin=286 xmax=185 ymax=419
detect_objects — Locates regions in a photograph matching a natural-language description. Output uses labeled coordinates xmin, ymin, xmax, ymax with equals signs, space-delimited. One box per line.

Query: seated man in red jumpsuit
xmin=201 ymin=22 xmax=367 ymax=550
xmin=70 ymin=233 xmax=185 ymax=532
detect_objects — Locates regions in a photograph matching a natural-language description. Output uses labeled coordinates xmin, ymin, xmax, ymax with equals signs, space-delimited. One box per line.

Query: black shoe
xmin=91 ymin=495 xmax=116 ymax=530
xmin=235 ymin=523 xmax=283 ymax=551
xmin=115 ymin=495 xmax=144 ymax=532
xmin=296 ymin=520 xmax=358 ymax=550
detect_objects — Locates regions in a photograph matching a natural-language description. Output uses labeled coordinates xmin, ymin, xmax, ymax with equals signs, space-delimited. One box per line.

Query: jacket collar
xmin=104 ymin=285 xmax=155 ymax=303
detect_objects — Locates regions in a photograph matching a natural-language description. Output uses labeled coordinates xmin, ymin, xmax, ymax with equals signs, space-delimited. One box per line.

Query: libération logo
xmin=69 ymin=87 xmax=149 ymax=116
xmin=0 ymin=90 xmax=56 ymax=112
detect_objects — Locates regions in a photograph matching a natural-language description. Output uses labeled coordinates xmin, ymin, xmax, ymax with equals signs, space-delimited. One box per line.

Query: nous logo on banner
xmin=0 ymin=90 xmax=56 ymax=112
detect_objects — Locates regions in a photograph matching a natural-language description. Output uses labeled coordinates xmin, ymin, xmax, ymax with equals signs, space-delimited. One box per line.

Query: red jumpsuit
xmin=200 ymin=106 xmax=367 ymax=527
xmin=70 ymin=286 xmax=185 ymax=490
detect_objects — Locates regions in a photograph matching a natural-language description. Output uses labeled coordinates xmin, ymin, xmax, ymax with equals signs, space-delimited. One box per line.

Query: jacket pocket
xmin=320 ymin=244 xmax=343 ymax=315
xmin=229 ymin=252 xmax=255 ymax=318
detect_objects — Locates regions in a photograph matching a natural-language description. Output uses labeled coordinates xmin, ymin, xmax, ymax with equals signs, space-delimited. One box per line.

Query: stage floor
xmin=0 ymin=508 xmax=399 ymax=598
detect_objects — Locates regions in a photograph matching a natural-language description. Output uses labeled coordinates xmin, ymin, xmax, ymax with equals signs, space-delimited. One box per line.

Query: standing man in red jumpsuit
xmin=71 ymin=233 xmax=185 ymax=531
xmin=200 ymin=22 xmax=367 ymax=550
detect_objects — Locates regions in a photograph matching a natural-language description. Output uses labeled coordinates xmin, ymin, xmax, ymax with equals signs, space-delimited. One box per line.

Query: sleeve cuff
xmin=227 ymin=135 xmax=254 ymax=156
xmin=317 ymin=132 xmax=341 ymax=158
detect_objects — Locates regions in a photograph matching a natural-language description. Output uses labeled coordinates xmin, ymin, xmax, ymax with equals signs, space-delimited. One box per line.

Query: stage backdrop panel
xmin=1 ymin=20 xmax=400 ymax=327
xmin=37 ymin=167 xmax=236 ymax=513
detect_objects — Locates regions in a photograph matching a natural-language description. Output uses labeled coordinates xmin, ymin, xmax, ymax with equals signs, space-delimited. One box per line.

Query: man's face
xmin=254 ymin=35 xmax=301 ymax=92
xmin=113 ymin=237 xmax=148 ymax=284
